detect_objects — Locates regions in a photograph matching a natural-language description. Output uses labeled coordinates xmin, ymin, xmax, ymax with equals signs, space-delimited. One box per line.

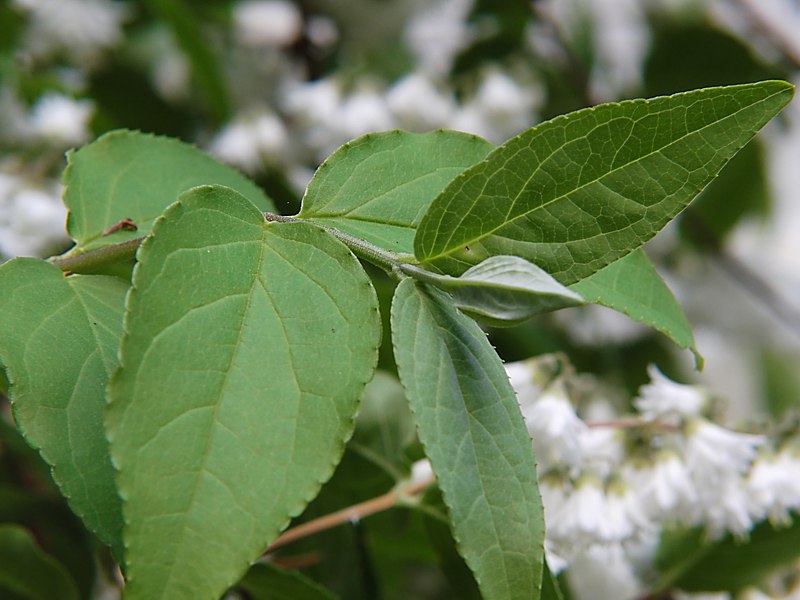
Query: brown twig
xmin=264 ymin=475 xmax=435 ymax=555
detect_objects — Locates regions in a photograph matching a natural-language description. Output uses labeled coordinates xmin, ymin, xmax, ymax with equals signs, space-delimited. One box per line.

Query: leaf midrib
xmin=421 ymin=87 xmax=784 ymax=262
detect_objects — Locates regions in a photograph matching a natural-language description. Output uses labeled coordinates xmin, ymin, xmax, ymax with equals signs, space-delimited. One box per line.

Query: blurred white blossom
xmin=233 ymin=0 xmax=303 ymax=48
xmin=635 ymin=364 xmax=709 ymax=420
xmin=209 ymin=110 xmax=289 ymax=173
xmin=28 ymin=94 xmax=94 ymax=145
xmin=0 ymin=175 xmax=68 ymax=258
xmin=13 ymin=0 xmax=128 ymax=63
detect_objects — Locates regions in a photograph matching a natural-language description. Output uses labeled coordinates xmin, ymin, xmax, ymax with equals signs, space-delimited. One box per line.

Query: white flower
xmin=233 ymin=0 xmax=303 ymax=47
xmin=684 ymin=419 xmax=764 ymax=486
xmin=579 ymin=427 xmax=624 ymax=479
xmin=470 ymin=69 xmax=539 ymax=140
xmin=522 ymin=382 xmax=586 ymax=469
xmin=597 ymin=479 xmax=652 ymax=544
xmin=0 ymin=177 xmax=68 ymax=258
xmin=747 ymin=450 xmax=800 ymax=524
xmin=13 ymin=0 xmax=128 ymax=63
xmin=335 ymin=90 xmax=395 ymax=141
xmin=635 ymin=365 xmax=708 ymax=420
xmin=548 ymin=474 xmax=606 ymax=544
xmin=28 ymin=93 xmax=94 ymax=145
xmin=633 ymin=450 xmax=698 ymax=521
xmin=386 ymin=74 xmax=455 ymax=131
xmin=209 ymin=111 xmax=288 ymax=173
xmin=409 ymin=459 xmax=433 ymax=487
xmin=701 ymin=476 xmax=754 ymax=538
xmin=404 ymin=0 xmax=474 ymax=75
xmin=566 ymin=544 xmax=643 ymax=600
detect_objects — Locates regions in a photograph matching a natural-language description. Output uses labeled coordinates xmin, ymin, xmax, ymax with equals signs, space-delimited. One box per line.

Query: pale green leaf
xmin=402 ymin=255 xmax=584 ymax=326
xmin=0 ymin=524 xmax=79 ymax=600
xmin=391 ymin=278 xmax=544 ymax=600
xmin=299 ymin=130 xmax=493 ymax=254
xmin=0 ymin=259 xmax=126 ymax=555
xmin=415 ymin=81 xmax=794 ymax=283
xmin=63 ymin=129 xmax=274 ymax=252
xmin=570 ymin=249 xmax=701 ymax=367
xmin=106 ymin=185 xmax=380 ymax=600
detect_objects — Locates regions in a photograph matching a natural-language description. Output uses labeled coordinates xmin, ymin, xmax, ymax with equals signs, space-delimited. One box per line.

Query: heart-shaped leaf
xmin=106 ymin=185 xmax=380 ymax=599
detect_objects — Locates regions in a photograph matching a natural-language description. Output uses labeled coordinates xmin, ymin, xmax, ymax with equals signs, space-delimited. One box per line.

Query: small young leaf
xmin=107 ymin=185 xmax=380 ymax=599
xmin=0 ymin=259 xmax=126 ymax=556
xmin=414 ymin=81 xmax=794 ymax=283
xmin=299 ymin=130 xmax=493 ymax=254
xmin=391 ymin=279 xmax=544 ymax=600
xmin=403 ymin=255 xmax=584 ymax=326
xmin=569 ymin=250 xmax=701 ymax=367
xmin=0 ymin=524 xmax=80 ymax=600
xmin=63 ymin=129 xmax=274 ymax=253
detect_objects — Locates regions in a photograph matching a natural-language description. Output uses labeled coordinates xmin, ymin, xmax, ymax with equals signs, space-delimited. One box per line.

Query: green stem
xmin=49 ymin=237 xmax=145 ymax=274
xmin=49 ymin=214 xmax=419 ymax=278
xmin=263 ymin=212 xmax=414 ymax=275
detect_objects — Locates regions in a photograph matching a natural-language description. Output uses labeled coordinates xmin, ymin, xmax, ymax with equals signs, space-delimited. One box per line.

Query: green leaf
xmin=541 ymin=562 xmax=564 ymax=600
xmin=414 ymin=81 xmax=794 ymax=284
xmin=0 ymin=524 xmax=79 ymax=600
xmin=63 ymin=129 xmax=274 ymax=254
xmin=106 ymin=185 xmax=380 ymax=599
xmin=391 ymin=278 xmax=544 ymax=600
xmin=298 ymin=130 xmax=493 ymax=255
xmin=402 ymin=255 xmax=584 ymax=327
xmin=656 ymin=518 xmax=800 ymax=594
xmin=237 ymin=562 xmax=339 ymax=600
xmin=569 ymin=250 xmax=701 ymax=367
xmin=0 ymin=259 xmax=126 ymax=555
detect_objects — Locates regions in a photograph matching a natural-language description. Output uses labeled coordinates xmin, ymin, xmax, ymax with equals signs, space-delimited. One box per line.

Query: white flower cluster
xmin=507 ymin=357 xmax=800 ymax=599
xmin=0 ymin=174 xmax=68 ymax=259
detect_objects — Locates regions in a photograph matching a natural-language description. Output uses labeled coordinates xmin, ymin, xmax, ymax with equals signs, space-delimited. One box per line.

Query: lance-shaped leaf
xmin=106 ymin=185 xmax=380 ymax=599
xmin=0 ymin=259 xmax=126 ymax=555
xmin=570 ymin=249 xmax=702 ymax=366
xmin=298 ymin=130 xmax=493 ymax=254
xmin=391 ymin=278 xmax=544 ymax=600
xmin=401 ymin=255 xmax=583 ymax=326
xmin=63 ymin=129 xmax=274 ymax=253
xmin=414 ymin=81 xmax=794 ymax=283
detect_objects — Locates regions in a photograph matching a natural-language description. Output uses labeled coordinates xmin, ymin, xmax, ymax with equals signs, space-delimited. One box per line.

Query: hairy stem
xmin=263 ymin=212 xmax=415 ymax=274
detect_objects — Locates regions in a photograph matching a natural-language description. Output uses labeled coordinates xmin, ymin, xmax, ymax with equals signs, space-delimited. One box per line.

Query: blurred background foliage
xmin=1 ymin=1 xmax=799 ymax=598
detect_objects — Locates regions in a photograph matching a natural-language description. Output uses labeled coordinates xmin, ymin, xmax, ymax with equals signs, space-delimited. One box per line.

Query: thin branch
xmin=49 ymin=237 xmax=145 ymax=274
xmin=586 ymin=416 xmax=681 ymax=432
xmin=264 ymin=475 xmax=435 ymax=554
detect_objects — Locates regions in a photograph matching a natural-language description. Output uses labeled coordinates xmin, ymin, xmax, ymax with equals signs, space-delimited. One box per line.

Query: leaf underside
xmin=106 ymin=186 xmax=380 ymax=600
xmin=391 ymin=279 xmax=544 ymax=600
xmin=414 ymin=81 xmax=794 ymax=285
xmin=0 ymin=259 xmax=127 ymax=556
